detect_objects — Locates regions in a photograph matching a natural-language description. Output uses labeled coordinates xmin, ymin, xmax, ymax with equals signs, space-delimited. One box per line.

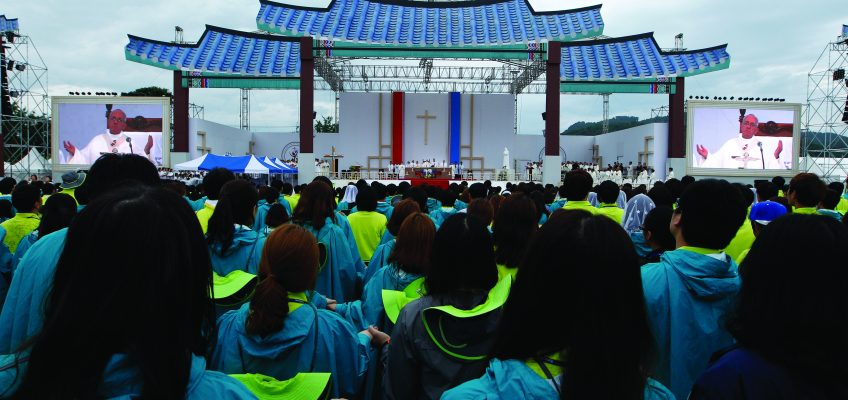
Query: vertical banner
xmin=449 ymin=92 xmax=461 ymax=165
xmin=391 ymin=92 xmax=404 ymax=164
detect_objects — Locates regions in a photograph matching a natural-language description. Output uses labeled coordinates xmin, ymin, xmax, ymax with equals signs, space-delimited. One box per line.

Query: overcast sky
xmin=3 ymin=0 xmax=845 ymax=134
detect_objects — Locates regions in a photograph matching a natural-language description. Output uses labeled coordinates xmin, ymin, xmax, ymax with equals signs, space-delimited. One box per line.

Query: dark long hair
xmin=491 ymin=209 xmax=653 ymax=400
xmin=35 ymin=193 xmax=77 ymax=239
xmin=385 ymin=199 xmax=421 ymax=236
xmin=10 ymin=184 xmax=215 ymax=399
xmin=426 ymin=213 xmax=497 ymax=295
xmin=387 ymin=212 xmax=435 ymax=275
xmin=246 ymin=224 xmax=319 ymax=337
xmin=292 ymin=181 xmax=337 ymax=230
xmin=730 ymin=214 xmax=848 ymax=385
xmin=206 ymin=180 xmax=258 ymax=255
xmin=492 ymin=193 xmax=537 ymax=268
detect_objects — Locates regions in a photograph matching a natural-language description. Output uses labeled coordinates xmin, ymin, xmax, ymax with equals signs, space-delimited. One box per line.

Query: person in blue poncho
xmin=253 ymin=185 xmax=280 ymax=234
xmin=0 ymin=184 xmax=255 ymax=399
xmin=207 ymin=180 xmax=265 ymax=276
xmin=292 ymin=181 xmax=361 ymax=302
xmin=364 ymin=199 xmax=422 ymax=286
xmin=333 ymin=212 xmax=434 ymax=332
xmin=0 ymin=154 xmax=162 ymax=355
xmin=269 ymin=179 xmax=293 ymax=216
xmin=212 ymin=223 xmax=374 ymax=399
xmin=690 ymin=214 xmax=848 ymax=399
xmin=641 ymin=179 xmax=747 ymax=399
xmin=491 ymin=193 xmax=537 ymax=281
xmin=379 ymin=213 xmax=510 ymax=400
xmin=625 ymin=194 xmax=657 ymax=258
xmin=337 ymin=184 xmax=358 ymax=213
xmin=444 ymin=210 xmax=674 ymax=400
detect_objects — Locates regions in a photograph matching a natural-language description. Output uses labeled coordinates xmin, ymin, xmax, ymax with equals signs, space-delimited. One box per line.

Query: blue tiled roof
xmin=256 ymin=0 xmax=604 ymax=46
xmin=125 ymin=25 xmax=301 ymax=77
xmin=0 ymin=15 xmax=19 ymax=33
xmin=560 ymin=33 xmax=730 ymax=80
xmin=842 ymin=24 xmax=847 ymax=38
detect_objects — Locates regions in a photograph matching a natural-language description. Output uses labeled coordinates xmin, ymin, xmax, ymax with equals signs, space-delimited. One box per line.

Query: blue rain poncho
xmin=298 ymin=217 xmax=361 ymax=302
xmin=208 ymin=227 xmax=266 ymax=276
xmin=443 ymin=358 xmax=675 ymax=400
xmin=212 ymin=302 xmax=372 ymax=399
xmin=335 ymin=263 xmax=423 ymax=332
xmin=641 ymin=249 xmax=740 ymax=399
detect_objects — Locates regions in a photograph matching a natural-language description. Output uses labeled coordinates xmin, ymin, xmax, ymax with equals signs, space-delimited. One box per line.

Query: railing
xmin=323 ymin=170 xmax=550 ymax=183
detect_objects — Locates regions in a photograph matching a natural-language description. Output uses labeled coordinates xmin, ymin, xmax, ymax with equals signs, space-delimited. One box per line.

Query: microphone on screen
xmin=757 ymin=142 xmax=765 ymax=169
xmin=127 ymin=137 xmax=134 ymax=155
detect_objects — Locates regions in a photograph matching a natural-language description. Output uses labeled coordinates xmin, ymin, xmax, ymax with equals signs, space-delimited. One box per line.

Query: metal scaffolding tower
xmin=803 ymin=33 xmax=848 ymax=180
xmin=602 ymin=93 xmax=610 ymax=134
xmin=1 ymin=25 xmax=49 ymax=177
xmin=240 ymin=88 xmax=250 ymax=131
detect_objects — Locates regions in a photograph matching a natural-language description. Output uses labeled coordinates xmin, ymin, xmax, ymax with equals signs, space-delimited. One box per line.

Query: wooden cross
xmin=416 ymin=110 xmax=437 ymax=145
xmin=196 ymin=131 xmax=212 ymax=155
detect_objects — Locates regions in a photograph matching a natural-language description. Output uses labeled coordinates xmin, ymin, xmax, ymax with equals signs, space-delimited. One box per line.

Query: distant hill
xmin=561 ymin=115 xmax=668 ymax=136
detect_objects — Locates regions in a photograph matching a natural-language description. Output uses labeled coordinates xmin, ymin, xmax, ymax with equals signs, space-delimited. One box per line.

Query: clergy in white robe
xmin=65 ymin=110 xmax=155 ymax=165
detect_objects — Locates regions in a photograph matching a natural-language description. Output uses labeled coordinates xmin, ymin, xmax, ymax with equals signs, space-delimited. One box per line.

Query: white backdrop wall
xmin=592 ymin=123 xmax=669 ymax=179
xmin=188 ymin=118 xmax=251 ymax=160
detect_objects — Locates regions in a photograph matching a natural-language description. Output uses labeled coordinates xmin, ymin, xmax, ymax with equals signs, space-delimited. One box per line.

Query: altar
xmin=407 ymin=167 xmax=452 ymax=179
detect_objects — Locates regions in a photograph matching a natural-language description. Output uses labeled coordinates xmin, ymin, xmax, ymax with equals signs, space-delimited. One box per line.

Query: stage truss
xmin=803 ymin=36 xmax=848 ymax=181
xmin=1 ymin=28 xmax=49 ymax=177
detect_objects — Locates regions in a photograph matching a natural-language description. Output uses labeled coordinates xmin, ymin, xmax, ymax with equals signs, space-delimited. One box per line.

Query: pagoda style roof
xmin=0 ymin=15 xmax=19 ymax=33
xmin=125 ymin=25 xmax=301 ymax=77
xmin=560 ymin=33 xmax=729 ymax=80
xmin=257 ymin=0 xmax=604 ymax=46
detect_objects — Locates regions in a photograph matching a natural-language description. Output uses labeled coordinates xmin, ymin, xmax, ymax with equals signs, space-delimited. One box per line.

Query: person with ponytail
xmin=443 ymin=210 xmax=673 ymax=400
xmin=212 ymin=224 xmax=374 ymax=399
xmin=291 ymin=181 xmax=360 ymax=302
xmin=492 ymin=193 xmax=537 ymax=281
xmin=207 ymin=180 xmax=265 ymax=276
xmin=0 ymin=185 xmax=255 ymax=399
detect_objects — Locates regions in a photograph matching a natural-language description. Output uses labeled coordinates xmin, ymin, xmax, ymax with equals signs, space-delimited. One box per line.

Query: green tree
xmin=314 ymin=115 xmax=338 ymax=133
xmin=122 ymin=86 xmax=172 ymax=97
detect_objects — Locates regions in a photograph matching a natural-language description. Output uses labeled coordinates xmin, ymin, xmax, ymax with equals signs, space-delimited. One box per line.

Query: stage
xmin=330 ymin=178 xmax=517 ymax=189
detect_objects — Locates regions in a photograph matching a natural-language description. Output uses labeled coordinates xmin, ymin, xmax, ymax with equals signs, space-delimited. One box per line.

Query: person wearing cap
xmin=0 ymin=154 xmax=161 ymax=354
xmin=57 ymin=171 xmax=86 ymax=205
xmin=735 ymin=201 xmax=789 ymax=265
xmin=641 ymin=179 xmax=747 ymax=399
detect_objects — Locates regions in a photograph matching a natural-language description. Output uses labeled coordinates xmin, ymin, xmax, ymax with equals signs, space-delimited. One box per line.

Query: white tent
xmin=174 ymin=154 xmax=209 ymax=171
xmin=10 ymin=149 xmax=50 ymax=174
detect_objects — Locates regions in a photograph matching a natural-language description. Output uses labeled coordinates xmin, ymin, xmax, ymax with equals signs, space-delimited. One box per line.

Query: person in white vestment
xmin=697 ymin=114 xmax=785 ymax=169
xmin=64 ymin=109 xmax=155 ymax=164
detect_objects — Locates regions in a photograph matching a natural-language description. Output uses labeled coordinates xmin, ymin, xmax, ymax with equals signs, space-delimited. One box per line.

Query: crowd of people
xmin=0 ymin=152 xmax=845 ymax=399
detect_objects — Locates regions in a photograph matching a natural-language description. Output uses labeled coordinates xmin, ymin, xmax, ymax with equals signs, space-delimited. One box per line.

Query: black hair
xmin=281 ymin=182 xmax=293 ymax=195
xmin=647 ymin=185 xmax=675 ymax=208
xmin=643 ymin=206 xmax=675 ymax=251
xmin=733 ymin=182 xmax=755 ymax=206
xmin=490 ymin=210 xmax=653 ymax=400
xmin=201 ymin=168 xmax=235 ymax=201
xmin=0 ymin=200 xmax=13 ymax=220
xmin=821 ymin=189 xmax=840 ymax=210
xmin=0 ymin=177 xmax=17 ymax=194
xmin=79 ymin=154 xmax=162 ymax=204
xmin=756 ymin=182 xmax=779 ymax=202
xmin=827 ymin=181 xmax=844 ymax=194
xmin=263 ymin=186 xmax=279 ymax=204
xmin=771 ymin=176 xmax=786 ymax=189
xmin=11 ymin=184 xmax=41 ymax=212
xmin=9 ymin=185 xmax=215 ymax=399
xmin=788 ymin=173 xmax=826 ymax=207
xmin=440 ymin=190 xmax=457 ymax=207
xmin=270 ymin=179 xmax=284 ymax=191
xmin=356 ymin=186 xmax=378 ymax=212
xmin=468 ymin=182 xmax=487 ymax=200
xmin=206 ymin=180 xmax=258 ymax=256
xmin=492 ymin=193 xmax=537 ymax=268
xmin=35 ymin=193 xmax=77 ymax=239
xmin=313 ymin=175 xmax=334 ymax=189
xmin=291 ymin=181 xmax=337 ymax=230
xmin=264 ymin=203 xmax=290 ymax=229
xmin=563 ymin=170 xmax=593 ymax=201
xmin=664 ymin=178 xmax=684 ymax=200
xmin=596 ymin=180 xmax=620 ymax=204
xmin=731 ymin=215 xmax=848 ymax=385
xmin=680 ymin=175 xmax=695 ymax=188
xmin=676 ymin=179 xmax=747 ymax=249
xmin=403 ymin=187 xmax=429 ymax=215
xmin=371 ymin=182 xmax=387 ymax=200
xmin=426 ymin=213 xmax=497 ymax=295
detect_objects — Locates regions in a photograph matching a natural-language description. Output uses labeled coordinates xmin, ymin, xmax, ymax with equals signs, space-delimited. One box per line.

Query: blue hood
xmin=231 ymin=304 xmax=315 ymax=360
xmin=209 ymin=228 xmax=263 ymax=257
xmin=660 ymin=250 xmax=740 ymax=300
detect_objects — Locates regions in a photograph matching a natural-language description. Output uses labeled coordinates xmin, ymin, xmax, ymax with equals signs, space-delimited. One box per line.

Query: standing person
xmin=690 ymin=215 xmax=848 ymax=399
xmin=211 ymin=224 xmax=374 ymax=399
xmin=347 ymin=186 xmax=388 ymax=264
xmin=0 ymin=185 xmax=255 ymax=399
xmin=443 ymin=210 xmax=673 ymax=400
xmin=206 ymin=180 xmax=265 ymax=276
xmin=641 ymin=179 xmax=747 ymax=399
xmin=382 ymin=213 xmax=510 ymax=400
